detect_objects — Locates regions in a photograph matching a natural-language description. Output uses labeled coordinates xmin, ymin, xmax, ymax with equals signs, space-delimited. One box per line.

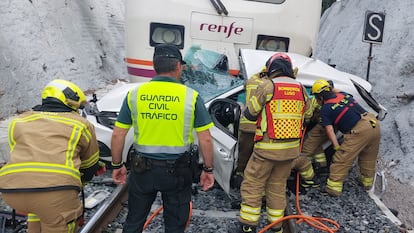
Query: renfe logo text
xmin=199 ymin=22 xmax=244 ymax=38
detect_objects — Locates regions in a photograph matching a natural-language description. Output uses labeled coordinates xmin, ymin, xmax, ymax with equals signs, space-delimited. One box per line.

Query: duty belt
xmin=144 ymin=154 xmax=191 ymax=168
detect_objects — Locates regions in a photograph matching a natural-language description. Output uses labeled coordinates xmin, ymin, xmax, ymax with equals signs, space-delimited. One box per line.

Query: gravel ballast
xmin=0 ymin=166 xmax=405 ymax=233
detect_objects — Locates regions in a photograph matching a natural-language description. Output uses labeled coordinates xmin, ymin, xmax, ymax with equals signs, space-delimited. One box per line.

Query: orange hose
xmin=143 ymin=201 xmax=193 ymax=230
xmin=257 ymin=173 xmax=340 ymax=233
xmin=258 ymin=126 xmax=340 ymax=232
xmin=143 ymin=205 xmax=163 ymax=229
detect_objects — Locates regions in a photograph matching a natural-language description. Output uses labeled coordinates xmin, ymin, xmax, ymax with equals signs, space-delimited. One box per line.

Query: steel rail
xmin=79 ymin=184 xmax=128 ymax=233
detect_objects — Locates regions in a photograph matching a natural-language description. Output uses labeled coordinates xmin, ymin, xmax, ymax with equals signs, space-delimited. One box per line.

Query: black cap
xmin=153 ymin=44 xmax=186 ymax=65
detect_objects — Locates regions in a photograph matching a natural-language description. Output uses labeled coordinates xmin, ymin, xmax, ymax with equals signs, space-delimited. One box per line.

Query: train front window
xmin=256 ymin=35 xmax=289 ymax=52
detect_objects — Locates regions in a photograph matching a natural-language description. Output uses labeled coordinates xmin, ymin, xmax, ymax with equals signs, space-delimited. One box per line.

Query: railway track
xmin=78 ymin=180 xmax=299 ymax=233
xmin=80 ymin=184 xmax=128 ymax=233
xmin=0 ymin=168 xmax=407 ymax=232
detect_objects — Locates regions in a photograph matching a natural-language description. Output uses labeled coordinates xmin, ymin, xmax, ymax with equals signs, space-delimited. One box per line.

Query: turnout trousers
xmin=301 ymin=124 xmax=328 ymax=167
xmin=291 ymin=155 xmax=315 ymax=181
xmin=239 ymin=147 xmax=298 ymax=229
xmin=327 ymin=113 xmax=381 ymax=196
xmin=123 ymin=164 xmax=192 ymax=233
xmin=2 ymin=190 xmax=82 ymax=233
xmin=236 ymin=130 xmax=256 ymax=174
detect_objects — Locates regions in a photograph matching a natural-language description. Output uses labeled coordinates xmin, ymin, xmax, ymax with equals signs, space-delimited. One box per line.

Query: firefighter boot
xmin=301 ymin=177 xmax=320 ymax=188
xmin=270 ymin=227 xmax=283 ymax=233
xmin=324 ymin=186 xmax=341 ymax=197
xmin=229 ymin=223 xmax=257 ymax=233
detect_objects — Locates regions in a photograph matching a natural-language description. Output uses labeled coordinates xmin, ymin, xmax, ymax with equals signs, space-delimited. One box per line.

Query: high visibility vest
xmin=255 ymin=79 xmax=305 ymax=141
xmin=128 ymin=81 xmax=198 ymax=154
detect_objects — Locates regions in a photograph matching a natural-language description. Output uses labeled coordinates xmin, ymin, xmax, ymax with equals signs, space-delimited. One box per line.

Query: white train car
xmin=125 ymin=0 xmax=322 ymax=82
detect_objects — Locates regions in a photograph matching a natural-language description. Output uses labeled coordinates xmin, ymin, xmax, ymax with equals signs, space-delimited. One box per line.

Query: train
xmin=125 ymin=0 xmax=322 ymax=82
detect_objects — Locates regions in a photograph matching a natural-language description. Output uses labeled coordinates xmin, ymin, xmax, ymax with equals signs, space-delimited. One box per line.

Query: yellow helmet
xmin=311 ymin=79 xmax=332 ymax=95
xmin=41 ymin=79 xmax=86 ymax=110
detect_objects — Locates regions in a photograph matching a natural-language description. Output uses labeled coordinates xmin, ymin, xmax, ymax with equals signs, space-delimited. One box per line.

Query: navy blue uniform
xmin=320 ymin=92 xmax=367 ymax=133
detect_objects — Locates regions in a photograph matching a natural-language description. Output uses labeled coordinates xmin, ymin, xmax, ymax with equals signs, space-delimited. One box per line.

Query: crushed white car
xmin=83 ymin=49 xmax=387 ymax=194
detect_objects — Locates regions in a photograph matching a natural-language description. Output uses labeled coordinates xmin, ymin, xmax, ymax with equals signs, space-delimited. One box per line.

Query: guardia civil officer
xmin=311 ymin=79 xmax=381 ymax=196
xmin=111 ymin=44 xmax=215 ymax=233
xmin=0 ymin=79 xmax=103 ymax=233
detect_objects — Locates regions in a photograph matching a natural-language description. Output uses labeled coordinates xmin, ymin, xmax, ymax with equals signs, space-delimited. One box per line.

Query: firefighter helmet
xmin=41 ymin=79 xmax=86 ymax=110
xmin=311 ymin=79 xmax=332 ymax=95
xmin=265 ymin=52 xmax=292 ymax=68
xmin=265 ymin=53 xmax=294 ymax=78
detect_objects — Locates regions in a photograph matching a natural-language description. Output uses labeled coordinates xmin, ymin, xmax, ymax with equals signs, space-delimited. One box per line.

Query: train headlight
xmin=150 ymin=22 xmax=185 ymax=48
xmin=256 ymin=35 xmax=289 ymax=52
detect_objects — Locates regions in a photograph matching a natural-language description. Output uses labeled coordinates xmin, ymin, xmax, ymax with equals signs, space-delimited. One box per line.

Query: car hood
xmin=240 ymin=49 xmax=372 ymax=93
xmin=95 ymin=83 xmax=141 ymax=112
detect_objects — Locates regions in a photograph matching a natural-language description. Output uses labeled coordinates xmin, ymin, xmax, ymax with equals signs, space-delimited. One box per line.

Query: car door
xmin=207 ymin=98 xmax=241 ymax=194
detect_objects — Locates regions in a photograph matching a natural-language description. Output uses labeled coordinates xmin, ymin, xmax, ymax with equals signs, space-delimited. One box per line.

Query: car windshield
xmin=182 ymin=70 xmax=244 ymax=103
xmin=181 ymin=45 xmax=244 ymax=103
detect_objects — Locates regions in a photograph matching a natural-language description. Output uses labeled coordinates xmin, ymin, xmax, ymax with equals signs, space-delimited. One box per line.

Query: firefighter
xmin=235 ymin=53 xmax=312 ymax=233
xmin=236 ymin=54 xmax=318 ymax=190
xmin=235 ymin=53 xmax=287 ymax=188
xmin=300 ymin=80 xmax=337 ymax=176
xmin=311 ymin=79 xmax=381 ymax=196
xmin=301 ymin=98 xmax=328 ymax=166
xmin=0 ymin=79 xmax=104 ymax=233
xmin=110 ymin=44 xmax=215 ymax=233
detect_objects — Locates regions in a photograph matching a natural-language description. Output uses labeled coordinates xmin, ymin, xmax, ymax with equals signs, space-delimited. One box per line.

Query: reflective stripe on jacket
xmin=239 ymin=69 xmax=267 ymax=133
xmin=0 ymin=111 xmax=99 ymax=191
xmin=128 ymin=81 xmax=198 ymax=154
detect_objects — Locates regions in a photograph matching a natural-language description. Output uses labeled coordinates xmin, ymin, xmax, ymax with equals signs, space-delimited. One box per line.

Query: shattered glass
xmin=182 ymin=45 xmax=244 ymax=103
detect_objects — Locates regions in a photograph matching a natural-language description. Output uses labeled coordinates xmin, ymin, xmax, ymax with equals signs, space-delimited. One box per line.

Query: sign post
xmin=362 ymin=11 xmax=385 ymax=81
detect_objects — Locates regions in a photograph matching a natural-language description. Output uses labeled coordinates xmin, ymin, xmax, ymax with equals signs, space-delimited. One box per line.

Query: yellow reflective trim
xmin=240 ymin=118 xmax=256 ymax=125
xmin=266 ymin=207 xmax=284 ymax=218
xmin=300 ymin=167 xmax=314 ymax=180
xmin=0 ymin=162 xmax=81 ymax=180
xmin=255 ymin=140 xmax=300 ymax=150
xmin=359 ymin=175 xmax=374 ymax=186
xmin=250 ymin=96 xmax=261 ymax=112
xmin=327 ymin=178 xmax=343 ymax=192
xmin=271 ymin=113 xmax=303 ymax=119
xmin=194 ymin=122 xmax=214 ymax=132
xmin=246 ymin=84 xmax=259 ymax=91
xmin=240 ymin=203 xmax=261 ymax=222
xmin=240 ymin=203 xmax=261 ymax=214
xmin=266 ymin=93 xmax=273 ymax=102
xmin=313 ymin=153 xmax=326 ymax=162
xmin=114 ymin=121 xmax=131 ymax=129
xmin=67 ymin=220 xmax=76 ymax=233
xmin=240 ymin=212 xmax=261 ymax=222
xmin=8 ymin=121 xmax=16 ymax=152
xmin=79 ymin=151 xmax=100 ymax=169
xmin=27 ymin=213 xmax=40 ymax=222
xmin=66 ymin=126 xmax=81 ymax=167
xmin=8 ymin=113 xmax=92 ymax=169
